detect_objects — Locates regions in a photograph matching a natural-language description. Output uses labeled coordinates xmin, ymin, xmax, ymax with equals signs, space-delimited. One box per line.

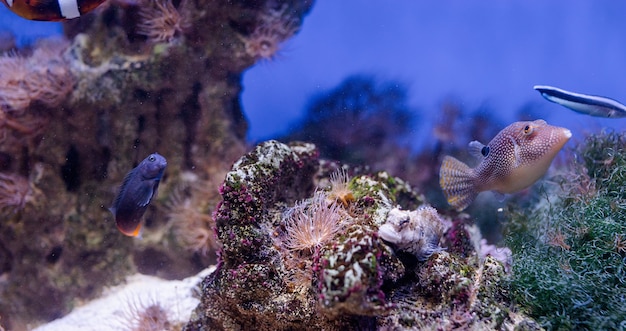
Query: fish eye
xmin=481 ymin=146 xmax=490 ymax=157
xmin=523 ymin=125 xmax=533 ymax=135
xmin=149 ymin=155 xmax=156 ymax=162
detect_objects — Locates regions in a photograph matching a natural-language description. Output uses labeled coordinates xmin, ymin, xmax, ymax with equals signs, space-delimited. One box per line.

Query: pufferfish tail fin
xmin=439 ymin=156 xmax=477 ymax=211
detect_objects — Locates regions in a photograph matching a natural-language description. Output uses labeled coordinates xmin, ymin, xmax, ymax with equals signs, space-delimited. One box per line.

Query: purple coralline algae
xmin=186 ymin=140 xmax=540 ymax=330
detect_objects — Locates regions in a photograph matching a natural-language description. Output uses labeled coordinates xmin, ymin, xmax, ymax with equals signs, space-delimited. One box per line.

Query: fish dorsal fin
xmin=468 ymin=140 xmax=487 ymax=159
xmin=112 ymin=168 xmax=136 ymax=210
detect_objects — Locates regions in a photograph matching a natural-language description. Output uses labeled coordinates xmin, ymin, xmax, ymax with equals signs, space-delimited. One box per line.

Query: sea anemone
xmin=119 ymin=295 xmax=173 ymax=331
xmin=283 ymin=191 xmax=344 ymax=253
xmin=137 ymin=0 xmax=191 ymax=43
xmin=26 ymin=65 xmax=74 ymax=109
xmin=327 ymin=168 xmax=355 ymax=207
xmin=0 ymin=172 xmax=34 ymax=214
xmin=168 ymin=171 xmax=225 ymax=256
xmin=168 ymin=180 xmax=220 ymax=256
xmin=172 ymin=208 xmax=216 ymax=255
xmin=0 ymin=39 xmax=72 ymax=114
xmin=0 ymin=54 xmax=30 ymax=113
xmin=243 ymin=3 xmax=300 ymax=60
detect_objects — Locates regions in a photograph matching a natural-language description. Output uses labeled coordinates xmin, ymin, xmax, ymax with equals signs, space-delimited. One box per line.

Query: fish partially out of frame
xmin=110 ymin=153 xmax=167 ymax=237
xmin=0 ymin=0 xmax=107 ymax=21
xmin=439 ymin=120 xmax=571 ymax=211
xmin=534 ymin=85 xmax=626 ymax=118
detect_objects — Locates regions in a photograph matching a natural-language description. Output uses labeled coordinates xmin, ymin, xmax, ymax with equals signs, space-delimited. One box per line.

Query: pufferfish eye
xmin=523 ymin=125 xmax=533 ymax=135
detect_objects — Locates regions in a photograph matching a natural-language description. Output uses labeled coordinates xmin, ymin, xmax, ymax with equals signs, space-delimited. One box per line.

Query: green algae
xmin=506 ymin=131 xmax=626 ymax=330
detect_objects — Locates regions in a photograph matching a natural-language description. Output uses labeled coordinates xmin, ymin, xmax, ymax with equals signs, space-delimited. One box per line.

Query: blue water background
xmin=2 ymin=1 xmax=626 ymax=150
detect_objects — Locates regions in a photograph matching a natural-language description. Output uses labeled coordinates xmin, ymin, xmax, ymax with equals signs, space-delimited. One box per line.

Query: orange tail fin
xmin=439 ymin=156 xmax=477 ymax=211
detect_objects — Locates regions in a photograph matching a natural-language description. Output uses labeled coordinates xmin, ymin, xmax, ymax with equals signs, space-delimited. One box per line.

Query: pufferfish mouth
xmin=550 ymin=127 xmax=571 ymax=147
xmin=554 ymin=128 xmax=572 ymax=150
xmin=563 ymin=128 xmax=572 ymax=139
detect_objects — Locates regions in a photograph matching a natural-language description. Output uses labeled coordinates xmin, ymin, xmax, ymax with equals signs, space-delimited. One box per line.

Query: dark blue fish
xmin=110 ymin=153 xmax=167 ymax=237
xmin=534 ymin=85 xmax=626 ymax=118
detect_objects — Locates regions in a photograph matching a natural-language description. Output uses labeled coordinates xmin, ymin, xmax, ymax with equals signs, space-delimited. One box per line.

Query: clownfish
xmin=0 ymin=0 xmax=107 ymax=21
xmin=110 ymin=153 xmax=167 ymax=237
xmin=439 ymin=119 xmax=571 ymax=211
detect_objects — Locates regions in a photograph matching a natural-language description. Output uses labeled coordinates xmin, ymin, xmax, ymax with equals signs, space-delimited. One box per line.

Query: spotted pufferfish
xmin=439 ymin=119 xmax=571 ymax=211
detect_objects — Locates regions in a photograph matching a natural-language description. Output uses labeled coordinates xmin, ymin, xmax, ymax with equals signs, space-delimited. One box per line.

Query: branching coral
xmin=137 ymin=0 xmax=191 ymax=43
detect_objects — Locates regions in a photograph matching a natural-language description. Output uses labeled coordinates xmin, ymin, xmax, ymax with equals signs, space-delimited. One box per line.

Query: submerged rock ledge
xmin=185 ymin=140 xmax=539 ymax=330
xmin=29 ymin=140 xmax=539 ymax=330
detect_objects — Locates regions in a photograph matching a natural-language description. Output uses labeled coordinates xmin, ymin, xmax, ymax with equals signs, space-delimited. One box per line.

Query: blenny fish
xmin=378 ymin=206 xmax=444 ymax=261
xmin=534 ymin=85 xmax=626 ymax=118
xmin=1 ymin=0 xmax=106 ymax=21
xmin=439 ymin=119 xmax=571 ymax=211
xmin=110 ymin=153 xmax=167 ymax=237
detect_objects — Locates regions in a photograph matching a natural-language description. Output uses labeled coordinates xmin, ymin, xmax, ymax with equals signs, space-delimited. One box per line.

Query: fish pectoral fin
xmin=468 ymin=141 xmax=486 ymax=159
xmin=508 ymin=136 xmax=522 ymax=168
xmin=136 ymin=185 xmax=155 ymax=207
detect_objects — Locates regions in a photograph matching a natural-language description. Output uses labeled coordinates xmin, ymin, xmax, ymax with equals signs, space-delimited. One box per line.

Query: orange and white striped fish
xmin=439 ymin=119 xmax=571 ymax=211
xmin=1 ymin=0 xmax=106 ymax=21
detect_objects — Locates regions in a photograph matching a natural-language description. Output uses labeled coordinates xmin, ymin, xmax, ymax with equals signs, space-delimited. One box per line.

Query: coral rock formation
xmin=186 ymin=140 xmax=538 ymax=330
xmin=0 ymin=0 xmax=312 ymax=328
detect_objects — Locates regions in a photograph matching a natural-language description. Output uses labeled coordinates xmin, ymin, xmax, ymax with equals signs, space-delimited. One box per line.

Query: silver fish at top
xmin=110 ymin=153 xmax=167 ymax=237
xmin=534 ymin=85 xmax=626 ymax=118
xmin=439 ymin=120 xmax=571 ymax=211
